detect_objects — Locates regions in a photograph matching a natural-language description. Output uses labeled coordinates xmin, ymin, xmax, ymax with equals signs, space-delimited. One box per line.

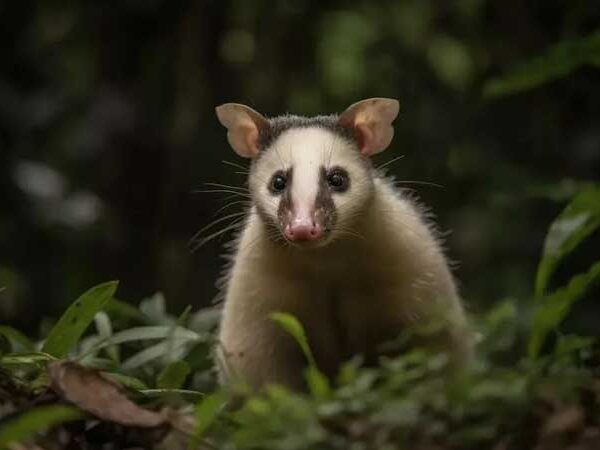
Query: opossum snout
xmin=284 ymin=214 xmax=323 ymax=242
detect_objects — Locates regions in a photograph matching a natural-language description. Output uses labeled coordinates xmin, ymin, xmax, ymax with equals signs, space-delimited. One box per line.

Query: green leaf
xmin=42 ymin=281 xmax=118 ymax=358
xmin=529 ymin=261 xmax=600 ymax=358
xmin=94 ymin=311 xmax=119 ymax=362
xmin=0 ymin=405 xmax=82 ymax=448
xmin=190 ymin=390 xmax=228 ymax=448
xmin=270 ymin=312 xmax=331 ymax=396
xmin=305 ymin=365 xmax=331 ymax=400
xmin=157 ymin=361 xmax=190 ymax=389
xmin=77 ymin=325 xmax=202 ymax=360
xmin=102 ymin=372 xmax=149 ymax=391
xmin=483 ymin=30 xmax=600 ymax=98
xmin=535 ymin=185 xmax=600 ymax=297
xmin=122 ymin=340 xmax=191 ymax=370
xmin=0 ymin=326 xmax=35 ymax=352
xmin=139 ymin=292 xmax=172 ymax=324
xmin=270 ymin=312 xmax=316 ymax=367
xmin=105 ymin=298 xmax=146 ymax=321
xmin=140 ymin=388 xmax=204 ymax=400
xmin=104 ymin=325 xmax=201 ymax=346
xmin=0 ymin=352 xmax=57 ymax=366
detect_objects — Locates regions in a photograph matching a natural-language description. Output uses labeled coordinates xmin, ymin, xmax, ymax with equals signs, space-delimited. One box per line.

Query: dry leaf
xmin=541 ymin=405 xmax=584 ymax=437
xmin=49 ymin=361 xmax=165 ymax=428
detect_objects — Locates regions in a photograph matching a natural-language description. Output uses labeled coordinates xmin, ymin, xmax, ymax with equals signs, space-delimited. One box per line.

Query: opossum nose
xmin=284 ymin=217 xmax=323 ymax=241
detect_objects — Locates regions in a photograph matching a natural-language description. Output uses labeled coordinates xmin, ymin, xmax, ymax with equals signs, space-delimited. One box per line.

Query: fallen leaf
xmin=541 ymin=405 xmax=584 ymax=436
xmin=49 ymin=361 xmax=165 ymax=428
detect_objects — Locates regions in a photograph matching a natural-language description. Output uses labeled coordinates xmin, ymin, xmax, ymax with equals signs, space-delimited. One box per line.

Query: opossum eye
xmin=327 ymin=168 xmax=349 ymax=193
xmin=269 ymin=171 xmax=287 ymax=194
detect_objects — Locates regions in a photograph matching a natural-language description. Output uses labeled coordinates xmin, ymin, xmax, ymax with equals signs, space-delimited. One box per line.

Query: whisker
xmin=393 ymin=180 xmax=444 ymax=189
xmin=222 ymin=160 xmax=248 ymax=172
xmin=212 ymin=200 xmax=251 ymax=217
xmin=191 ymin=219 xmax=247 ymax=251
xmin=204 ymin=182 xmax=249 ymax=192
xmin=193 ymin=189 xmax=251 ymax=198
xmin=190 ymin=211 xmax=248 ymax=242
xmin=376 ymin=154 xmax=405 ymax=171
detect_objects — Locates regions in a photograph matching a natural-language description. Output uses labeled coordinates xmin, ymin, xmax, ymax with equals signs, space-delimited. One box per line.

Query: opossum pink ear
xmin=215 ymin=103 xmax=269 ymax=158
xmin=338 ymin=98 xmax=400 ymax=156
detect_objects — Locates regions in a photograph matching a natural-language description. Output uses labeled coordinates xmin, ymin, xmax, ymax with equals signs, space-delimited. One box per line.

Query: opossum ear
xmin=338 ymin=98 xmax=400 ymax=156
xmin=215 ymin=103 xmax=269 ymax=158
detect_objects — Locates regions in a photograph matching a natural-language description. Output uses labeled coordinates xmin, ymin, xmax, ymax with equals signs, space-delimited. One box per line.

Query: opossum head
xmin=216 ymin=98 xmax=399 ymax=248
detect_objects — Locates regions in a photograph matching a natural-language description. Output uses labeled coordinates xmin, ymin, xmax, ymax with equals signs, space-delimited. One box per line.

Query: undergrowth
xmin=0 ymin=184 xmax=599 ymax=450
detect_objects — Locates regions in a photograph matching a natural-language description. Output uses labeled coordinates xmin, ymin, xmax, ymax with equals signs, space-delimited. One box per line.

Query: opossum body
xmin=214 ymin=98 xmax=472 ymax=390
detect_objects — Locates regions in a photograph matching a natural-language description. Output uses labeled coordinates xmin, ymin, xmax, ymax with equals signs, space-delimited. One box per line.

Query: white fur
xmin=216 ymin=126 xmax=473 ymax=390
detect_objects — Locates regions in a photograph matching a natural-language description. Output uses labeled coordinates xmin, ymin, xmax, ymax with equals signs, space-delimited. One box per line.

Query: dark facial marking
xmin=276 ymin=168 xmax=294 ymax=227
xmin=317 ymin=167 xmax=337 ymax=232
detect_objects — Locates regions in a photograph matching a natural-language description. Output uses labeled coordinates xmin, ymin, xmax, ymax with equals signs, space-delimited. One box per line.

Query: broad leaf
xmin=42 ymin=281 xmax=118 ymax=358
xmin=190 ymin=390 xmax=228 ymax=448
xmin=529 ymin=261 xmax=600 ymax=358
xmin=157 ymin=360 xmax=191 ymax=390
xmin=535 ymin=185 xmax=600 ymax=297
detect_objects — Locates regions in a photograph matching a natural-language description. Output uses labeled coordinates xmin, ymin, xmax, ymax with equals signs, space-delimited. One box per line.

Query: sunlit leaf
xmin=42 ymin=281 xmax=118 ymax=358
xmin=0 ymin=405 xmax=82 ymax=448
xmin=270 ymin=312 xmax=316 ymax=367
xmin=305 ymin=366 xmax=331 ymax=400
xmin=484 ymin=30 xmax=600 ymax=97
xmin=529 ymin=261 xmax=600 ymax=358
xmin=535 ymin=185 xmax=600 ymax=297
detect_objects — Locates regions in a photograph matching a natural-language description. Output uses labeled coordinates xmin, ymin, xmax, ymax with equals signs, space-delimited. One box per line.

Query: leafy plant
xmin=0 ymin=184 xmax=598 ymax=449
xmin=483 ymin=30 xmax=600 ymax=97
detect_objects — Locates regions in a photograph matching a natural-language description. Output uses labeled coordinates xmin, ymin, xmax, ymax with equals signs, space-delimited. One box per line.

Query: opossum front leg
xmin=217 ymin=275 xmax=317 ymax=390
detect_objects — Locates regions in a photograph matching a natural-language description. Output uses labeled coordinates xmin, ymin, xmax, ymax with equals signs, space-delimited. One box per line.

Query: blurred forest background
xmin=0 ymin=0 xmax=598 ymax=336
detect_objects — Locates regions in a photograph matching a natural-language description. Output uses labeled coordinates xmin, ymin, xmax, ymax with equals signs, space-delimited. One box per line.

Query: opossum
xmin=213 ymin=98 xmax=473 ymax=390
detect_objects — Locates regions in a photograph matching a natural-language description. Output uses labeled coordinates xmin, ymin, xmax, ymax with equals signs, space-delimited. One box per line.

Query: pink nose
xmin=284 ymin=218 xmax=323 ymax=242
